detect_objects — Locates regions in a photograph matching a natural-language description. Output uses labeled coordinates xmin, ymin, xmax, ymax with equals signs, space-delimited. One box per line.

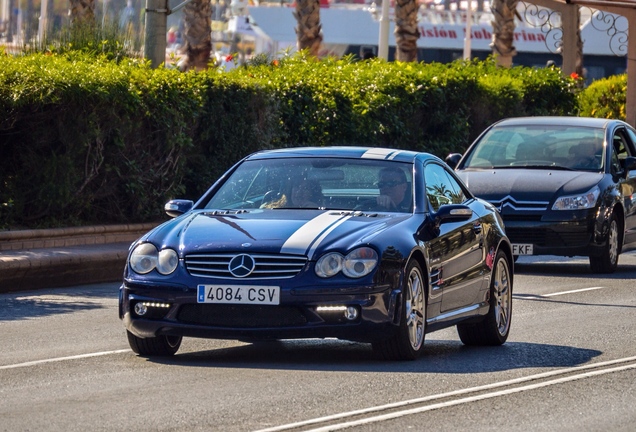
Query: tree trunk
xmin=294 ymin=0 xmax=323 ymax=57
xmin=491 ymin=0 xmax=519 ymax=68
xmin=68 ymin=0 xmax=96 ymax=26
xmin=394 ymin=0 xmax=420 ymax=62
xmin=181 ymin=0 xmax=212 ymax=71
xmin=574 ymin=9 xmax=584 ymax=80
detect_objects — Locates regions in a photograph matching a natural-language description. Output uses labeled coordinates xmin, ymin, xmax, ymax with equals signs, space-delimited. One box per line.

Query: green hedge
xmin=0 ymin=52 xmax=580 ymax=229
xmin=578 ymin=74 xmax=626 ymax=120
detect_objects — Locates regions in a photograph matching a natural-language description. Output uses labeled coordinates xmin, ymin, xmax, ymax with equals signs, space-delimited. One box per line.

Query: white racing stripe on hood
xmin=281 ymin=212 xmax=352 ymax=258
xmin=361 ymin=148 xmax=401 ymax=160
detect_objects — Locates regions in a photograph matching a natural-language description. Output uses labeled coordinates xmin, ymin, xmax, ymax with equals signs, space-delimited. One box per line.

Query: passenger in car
xmin=261 ymin=177 xmax=323 ymax=208
xmin=289 ymin=178 xmax=323 ymax=208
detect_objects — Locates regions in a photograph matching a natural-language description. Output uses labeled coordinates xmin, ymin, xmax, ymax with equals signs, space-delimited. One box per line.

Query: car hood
xmin=143 ymin=209 xmax=410 ymax=259
xmin=457 ymin=169 xmax=603 ymax=203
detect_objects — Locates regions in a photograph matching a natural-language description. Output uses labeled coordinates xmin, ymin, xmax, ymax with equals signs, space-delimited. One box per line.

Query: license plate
xmin=197 ymin=285 xmax=280 ymax=305
xmin=512 ymin=244 xmax=533 ymax=255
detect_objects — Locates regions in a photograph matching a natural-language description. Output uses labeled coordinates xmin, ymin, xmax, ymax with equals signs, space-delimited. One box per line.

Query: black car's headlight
xmin=130 ymin=243 xmax=179 ymax=275
xmin=552 ymin=186 xmax=600 ymax=210
xmin=315 ymin=247 xmax=378 ymax=278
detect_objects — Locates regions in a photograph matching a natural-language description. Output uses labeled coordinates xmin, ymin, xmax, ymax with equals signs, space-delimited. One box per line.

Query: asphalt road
xmin=1 ymin=253 xmax=635 ymax=432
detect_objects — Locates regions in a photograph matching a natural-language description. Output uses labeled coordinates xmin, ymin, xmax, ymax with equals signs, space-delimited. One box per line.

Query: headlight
xmin=315 ymin=252 xmax=343 ymax=278
xmin=130 ymin=243 xmax=158 ymax=274
xmin=552 ymin=186 xmax=600 ymax=210
xmin=315 ymin=247 xmax=378 ymax=278
xmin=130 ymin=243 xmax=179 ymax=275
xmin=342 ymin=247 xmax=378 ymax=278
xmin=157 ymin=249 xmax=179 ymax=275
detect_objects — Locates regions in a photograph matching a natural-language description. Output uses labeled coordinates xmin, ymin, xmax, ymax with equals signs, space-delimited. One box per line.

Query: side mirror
xmin=165 ymin=199 xmax=194 ymax=218
xmin=622 ymin=156 xmax=636 ymax=172
xmin=434 ymin=204 xmax=473 ymax=227
xmin=445 ymin=153 xmax=462 ymax=169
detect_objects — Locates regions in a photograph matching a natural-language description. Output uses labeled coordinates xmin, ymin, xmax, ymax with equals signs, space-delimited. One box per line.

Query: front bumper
xmin=503 ymin=214 xmax=608 ymax=257
xmin=120 ymin=281 xmax=401 ymax=343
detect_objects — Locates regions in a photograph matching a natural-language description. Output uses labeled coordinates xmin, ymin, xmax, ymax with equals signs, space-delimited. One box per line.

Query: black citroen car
xmin=447 ymin=116 xmax=636 ymax=273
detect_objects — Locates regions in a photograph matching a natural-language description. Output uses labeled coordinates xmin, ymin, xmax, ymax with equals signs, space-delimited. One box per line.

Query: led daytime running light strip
xmin=140 ymin=302 xmax=171 ymax=308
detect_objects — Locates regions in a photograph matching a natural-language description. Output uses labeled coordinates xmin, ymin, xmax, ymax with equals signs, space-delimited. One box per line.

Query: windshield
xmin=463 ymin=125 xmax=606 ymax=171
xmin=205 ymin=157 xmax=414 ymax=213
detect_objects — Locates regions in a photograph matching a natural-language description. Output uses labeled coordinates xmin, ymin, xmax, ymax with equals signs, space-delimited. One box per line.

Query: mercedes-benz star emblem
xmin=228 ymin=254 xmax=256 ymax=278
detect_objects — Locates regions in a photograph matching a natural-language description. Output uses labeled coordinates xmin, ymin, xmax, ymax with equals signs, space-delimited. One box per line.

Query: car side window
xmin=624 ymin=128 xmax=636 ymax=157
xmin=425 ymin=163 xmax=467 ymax=212
xmin=612 ymin=129 xmax=632 ymax=173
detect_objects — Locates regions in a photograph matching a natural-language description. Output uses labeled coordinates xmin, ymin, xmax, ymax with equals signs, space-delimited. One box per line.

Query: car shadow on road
xmin=514 ymin=255 xmax=636 ymax=278
xmin=146 ymin=338 xmax=602 ymax=374
xmin=0 ymin=282 xmax=118 ymax=321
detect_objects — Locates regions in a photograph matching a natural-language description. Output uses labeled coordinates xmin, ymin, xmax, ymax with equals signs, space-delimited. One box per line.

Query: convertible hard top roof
xmin=246 ymin=146 xmax=438 ymax=164
xmin=493 ymin=116 xmax=619 ymax=129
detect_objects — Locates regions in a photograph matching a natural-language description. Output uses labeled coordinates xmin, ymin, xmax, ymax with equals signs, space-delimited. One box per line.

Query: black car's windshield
xmin=205 ymin=157 xmax=414 ymax=212
xmin=463 ymin=125 xmax=606 ymax=171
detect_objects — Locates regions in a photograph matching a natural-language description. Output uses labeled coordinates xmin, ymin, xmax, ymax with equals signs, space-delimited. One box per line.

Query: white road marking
xmin=253 ymin=356 xmax=636 ymax=432
xmin=0 ymin=349 xmax=131 ymax=370
xmin=542 ymin=286 xmax=605 ymax=297
xmin=517 ymin=286 xmax=606 ymax=299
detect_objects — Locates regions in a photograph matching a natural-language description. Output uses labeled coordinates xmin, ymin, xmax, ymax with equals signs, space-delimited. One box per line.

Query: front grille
xmin=488 ymin=198 xmax=548 ymax=212
xmin=185 ymin=253 xmax=307 ymax=279
xmin=502 ymin=214 xmax=543 ymax=222
xmin=178 ymin=304 xmax=308 ymax=327
xmin=505 ymin=227 xmax=591 ymax=247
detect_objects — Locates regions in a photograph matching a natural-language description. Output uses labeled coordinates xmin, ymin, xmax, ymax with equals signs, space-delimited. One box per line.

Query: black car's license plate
xmin=512 ymin=244 xmax=533 ymax=255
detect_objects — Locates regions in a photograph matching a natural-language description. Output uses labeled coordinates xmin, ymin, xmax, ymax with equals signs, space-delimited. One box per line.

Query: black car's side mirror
xmin=622 ymin=156 xmax=636 ymax=172
xmin=434 ymin=204 xmax=473 ymax=228
xmin=165 ymin=199 xmax=194 ymax=218
xmin=445 ymin=153 xmax=462 ymax=169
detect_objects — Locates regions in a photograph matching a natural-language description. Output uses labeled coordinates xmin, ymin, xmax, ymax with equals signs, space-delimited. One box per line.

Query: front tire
xmin=457 ymin=250 xmax=512 ymax=346
xmin=589 ymin=212 xmax=620 ymax=274
xmin=373 ymin=260 xmax=426 ymax=361
xmin=127 ymin=330 xmax=182 ymax=357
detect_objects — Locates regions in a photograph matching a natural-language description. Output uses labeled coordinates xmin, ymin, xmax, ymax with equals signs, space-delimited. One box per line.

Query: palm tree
xmin=574 ymin=8 xmax=584 ymax=80
xmin=491 ymin=0 xmax=520 ymax=67
xmin=181 ymin=0 xmax=212 ymax=71
xmin=68 ymin=0 xmax=96 ymax=26
xmin=394 ymin=0 xmax=420 ymax=62
xmin=293 ymin=0 xmax=323 ymax=57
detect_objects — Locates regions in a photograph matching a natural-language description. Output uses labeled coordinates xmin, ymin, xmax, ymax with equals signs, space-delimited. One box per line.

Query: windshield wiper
xmin=544 ymin=165 xmax=575 ymax=171
xmin=489 ymin=165 xmax=574 ymax=171
xmin=271 ymin=207 xmax=324 ymax=210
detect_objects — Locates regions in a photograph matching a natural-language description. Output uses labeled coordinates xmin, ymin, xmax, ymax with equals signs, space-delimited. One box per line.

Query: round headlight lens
xmin=342 ymin=247 xmax=378 ymax=278
xmin=315 ymin=252 xmax=344 ymax=278
xmin=130 ymin=243 xmax=158 ymax=274
xmin=157 ymin=248 xmax=179 ymax=275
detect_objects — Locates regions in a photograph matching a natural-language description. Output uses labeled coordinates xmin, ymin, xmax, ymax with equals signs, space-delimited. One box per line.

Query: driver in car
xmin=376 ymin=167 xmax=411 ymax=211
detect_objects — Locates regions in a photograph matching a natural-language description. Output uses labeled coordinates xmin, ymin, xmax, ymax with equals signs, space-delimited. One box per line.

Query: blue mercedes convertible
xmin=120 ymin=147 xmax=513 ymax=360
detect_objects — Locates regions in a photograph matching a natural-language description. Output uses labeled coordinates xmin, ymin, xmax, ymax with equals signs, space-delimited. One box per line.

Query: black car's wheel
xmin=373 ymin=260 xmax=426 ymax=361
xmin=457 ymin=250 xmax=512 ymax=346
xmin=127 ymin=330 xmax=182 ymax=357
xmin=589 ymin=212 xmax=620 ymax=274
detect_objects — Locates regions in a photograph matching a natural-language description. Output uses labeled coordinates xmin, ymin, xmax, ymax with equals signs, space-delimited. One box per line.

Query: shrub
xmin=578 ymin=74 xmax=626 ymax=120
xmin=0 ymin=53 xmax=580 ymax=229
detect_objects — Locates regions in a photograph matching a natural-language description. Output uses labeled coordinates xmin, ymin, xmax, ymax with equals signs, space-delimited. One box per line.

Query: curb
xmin=0 ymin=223 xmax=158 ymax=293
